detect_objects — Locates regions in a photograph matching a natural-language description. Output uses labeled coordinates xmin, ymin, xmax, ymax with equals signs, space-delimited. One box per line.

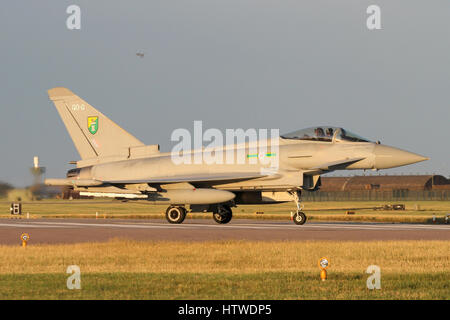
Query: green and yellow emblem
xmin=87 ymin=116 xmax=99 ymax=135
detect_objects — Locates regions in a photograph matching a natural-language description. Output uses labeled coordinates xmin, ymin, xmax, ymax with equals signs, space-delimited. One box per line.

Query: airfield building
xmin=303 ymin=174 xmax=450 ymax=201
xmin=319 ymin=175 xmax=450 ymax=191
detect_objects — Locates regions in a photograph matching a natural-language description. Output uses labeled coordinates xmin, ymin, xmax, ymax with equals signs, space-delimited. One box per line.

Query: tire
xmin=293 ymin=211 xmax=307 ymax=225
xmin=212 ymin=205 xmax=232 ymax=224
xmin=165 ymin=206 xmax=186 ymax=224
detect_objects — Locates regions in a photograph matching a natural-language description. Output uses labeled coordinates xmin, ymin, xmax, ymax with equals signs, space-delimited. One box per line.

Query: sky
xmin=0 ymin=1 xmax=449 ymax=187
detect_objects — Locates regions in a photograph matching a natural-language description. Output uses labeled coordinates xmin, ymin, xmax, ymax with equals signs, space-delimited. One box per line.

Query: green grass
xmin=0 ymin=272 xmax=448 ymax=300
xmin=0 ymin=240 xmax=448 ymax=300
xmin=0 ymin=199 xmax=449 ymax=223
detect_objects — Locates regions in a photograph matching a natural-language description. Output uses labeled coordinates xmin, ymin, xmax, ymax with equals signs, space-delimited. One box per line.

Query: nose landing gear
xmin=290 ymin=190 xmax=307 ymax=225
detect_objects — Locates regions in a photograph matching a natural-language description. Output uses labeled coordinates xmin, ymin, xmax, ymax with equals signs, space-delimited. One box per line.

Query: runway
xmin=0 ymin=218 xmax=448 ymax=244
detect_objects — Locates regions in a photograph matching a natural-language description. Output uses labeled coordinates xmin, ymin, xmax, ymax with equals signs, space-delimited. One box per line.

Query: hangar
xmin=319 ymin=175 xmax=450 ymax=192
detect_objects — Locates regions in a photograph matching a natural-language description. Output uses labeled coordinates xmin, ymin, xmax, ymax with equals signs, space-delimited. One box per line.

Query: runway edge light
xmin=21 ymin=233 xmax=30 ymax=248
xmin=318 ymin=257 xmax=330 ymax=281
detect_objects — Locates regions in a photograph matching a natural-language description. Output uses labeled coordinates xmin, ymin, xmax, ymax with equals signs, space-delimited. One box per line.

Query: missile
xmin=45 ymin=178 xmax=103 ymax=187
xmin=79 ymin=188 xmax=235 ymax=204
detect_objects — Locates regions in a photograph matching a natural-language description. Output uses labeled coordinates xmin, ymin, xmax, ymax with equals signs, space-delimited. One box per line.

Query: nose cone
xmin=374 ymin=144 xmax=429 ymax=169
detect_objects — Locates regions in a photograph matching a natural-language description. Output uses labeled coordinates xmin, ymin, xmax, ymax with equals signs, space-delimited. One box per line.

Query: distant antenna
xmin=30 ymin=156 xmax=46 ymax=186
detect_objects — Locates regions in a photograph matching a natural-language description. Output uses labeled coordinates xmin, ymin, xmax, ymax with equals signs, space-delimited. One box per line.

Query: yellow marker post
xmin=320 ymin=269 xmax=327 ymax=281
xmin=21 ymin=233 xmax=30 ymax=248
xmin=318 ymin=257 xmax=330 ymax=281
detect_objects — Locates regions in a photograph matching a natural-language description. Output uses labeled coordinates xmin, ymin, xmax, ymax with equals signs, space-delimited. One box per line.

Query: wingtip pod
xmin=48 ymin=87 xmax=76 ymax=101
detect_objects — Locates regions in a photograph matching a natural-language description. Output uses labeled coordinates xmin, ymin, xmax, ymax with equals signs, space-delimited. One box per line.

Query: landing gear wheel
xmin=213 ymin=205 xmax=232 ymax=224
xmin=165 ymin=206 xmax=186 ymax=224
xmin=293 ymin=211 xmax=307 ymax=225
xmin=289 ymin=190 xmax=306 ymax=225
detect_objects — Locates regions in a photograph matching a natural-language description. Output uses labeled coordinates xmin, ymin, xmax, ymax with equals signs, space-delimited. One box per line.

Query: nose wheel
xmin=290 ymin=190 xmax=307 ymax=225
xmin=293 ymin=211 xmax=307 ymax=225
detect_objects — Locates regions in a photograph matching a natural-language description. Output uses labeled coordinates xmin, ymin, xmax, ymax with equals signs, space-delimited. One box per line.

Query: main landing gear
xmin=165 ymin=206 xmax=186 ymax=224
xmin=290 ymin=190 xmax=307 ymax=225
xmin=164 ymin=204 xmax=233 ymax=224
xmin=212 ymin=204 xmax=233 ymax=224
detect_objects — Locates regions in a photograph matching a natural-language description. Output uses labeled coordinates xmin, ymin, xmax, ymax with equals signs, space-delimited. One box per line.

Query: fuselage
xmin=63 ymin=136 xmax=428 ymax=194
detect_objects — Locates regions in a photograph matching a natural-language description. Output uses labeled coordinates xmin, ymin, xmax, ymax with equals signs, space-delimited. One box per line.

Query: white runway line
xmin=88 ymin=220 xmax=450 ymax=231
xmin=104 ymin=220 xmax=450 ymax=231
xmin=0 ymin=220 xmax=448 ymax=231
xmin=3 ymin=221 xmax=202 ymax=230
xmin=0 ymin=223 xmax=71 ymax=229
xmin=3 ymin=221 xmax=297 ymax=231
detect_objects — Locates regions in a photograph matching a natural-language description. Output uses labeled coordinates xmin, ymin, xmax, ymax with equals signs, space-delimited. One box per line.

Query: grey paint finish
xmin=45 ymin=88 xmax=428 ymax=206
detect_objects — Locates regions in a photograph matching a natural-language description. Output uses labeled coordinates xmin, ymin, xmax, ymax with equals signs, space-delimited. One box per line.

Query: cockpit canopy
xmin=281 ymin=126 xmax=371 ymax=143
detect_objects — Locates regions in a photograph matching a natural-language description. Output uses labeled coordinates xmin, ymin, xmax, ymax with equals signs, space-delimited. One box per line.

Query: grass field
xmin=0 ymin=199 xmax=448 ymax=299
xmin=1 ymin=199 xmax=449 ymax=223
xmin=0 ymin=240 xmax=448 ymax=299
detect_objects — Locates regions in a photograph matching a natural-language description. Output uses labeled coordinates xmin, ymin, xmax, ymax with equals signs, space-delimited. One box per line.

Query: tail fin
xmin=48 ymin=87 xmax=144 ymax=159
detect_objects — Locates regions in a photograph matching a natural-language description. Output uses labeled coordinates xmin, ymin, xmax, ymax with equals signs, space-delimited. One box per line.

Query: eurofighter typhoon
xmin=45 ymin=88 xmax=428 ymax=225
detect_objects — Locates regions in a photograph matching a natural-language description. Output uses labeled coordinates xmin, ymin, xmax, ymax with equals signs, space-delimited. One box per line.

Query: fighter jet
xmin=45 ymin=88 xmax=429 ymax=225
